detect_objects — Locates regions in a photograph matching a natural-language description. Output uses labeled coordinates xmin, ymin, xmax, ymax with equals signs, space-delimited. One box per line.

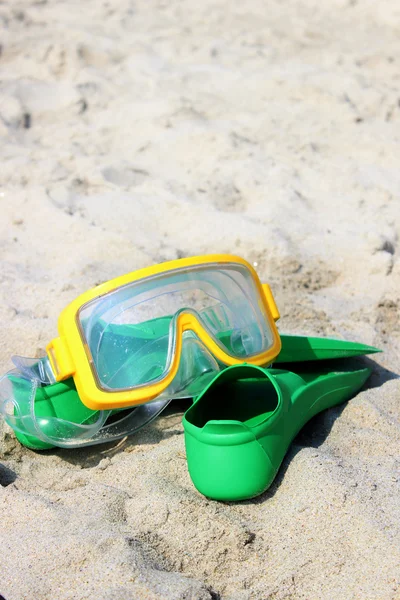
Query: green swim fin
xmin=277 ymin=334 xmax=381 ymax=362
xmin=183 ymin=363 xmax=371 ymax=501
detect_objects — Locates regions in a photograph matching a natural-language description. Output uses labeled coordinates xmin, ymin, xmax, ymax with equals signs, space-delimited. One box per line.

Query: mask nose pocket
xmin=230 ymin=323 xmax=263 ymax=357
xmin=166 ymin=332 xmax=221 ymax=398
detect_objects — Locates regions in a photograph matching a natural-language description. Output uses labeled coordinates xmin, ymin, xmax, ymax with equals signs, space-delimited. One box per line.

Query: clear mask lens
xmin=78 ymin=264 xmax=273 ymax=394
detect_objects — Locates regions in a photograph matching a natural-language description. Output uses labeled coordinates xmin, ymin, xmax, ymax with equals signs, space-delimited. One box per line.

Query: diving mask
xmin=0 ymin=254 xmax=281 ymax=448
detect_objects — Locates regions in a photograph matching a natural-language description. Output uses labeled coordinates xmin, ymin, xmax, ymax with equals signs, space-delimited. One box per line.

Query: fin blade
xmin=276 ymin=335 xmax=381 ymax=363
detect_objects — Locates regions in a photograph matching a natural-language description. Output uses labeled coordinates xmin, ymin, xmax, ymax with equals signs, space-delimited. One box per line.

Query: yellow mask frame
xmin=46 ymin=254 xmax=281 ymax=410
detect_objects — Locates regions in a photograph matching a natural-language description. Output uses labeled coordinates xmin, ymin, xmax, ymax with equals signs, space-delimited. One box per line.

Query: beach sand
xmin=0 ymin=0 xmax=399 ymax=598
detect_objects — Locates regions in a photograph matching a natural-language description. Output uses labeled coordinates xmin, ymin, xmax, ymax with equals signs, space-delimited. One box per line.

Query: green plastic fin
xmin=276 ymin=334 xmax=381 ymax=363
xmin=183 ymin=363 xmax=372 ymax=501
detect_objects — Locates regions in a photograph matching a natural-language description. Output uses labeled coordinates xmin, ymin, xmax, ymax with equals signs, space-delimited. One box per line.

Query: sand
xmin=0 ymin=0 xmax=400 ymax=598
